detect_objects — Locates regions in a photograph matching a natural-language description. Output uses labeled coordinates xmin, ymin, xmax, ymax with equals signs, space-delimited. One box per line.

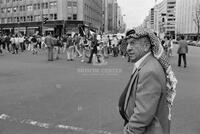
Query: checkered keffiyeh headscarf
xmin=125 ymin=27 xmax=178 ymax=120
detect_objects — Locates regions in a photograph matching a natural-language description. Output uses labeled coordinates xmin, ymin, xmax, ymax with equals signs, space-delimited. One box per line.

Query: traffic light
xmin=43 ymin=17 xmax=48 ymax=24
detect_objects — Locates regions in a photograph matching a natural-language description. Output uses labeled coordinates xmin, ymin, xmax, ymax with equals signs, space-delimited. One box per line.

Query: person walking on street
xmin=177 ymin=35 xmax=188 ymax=68
xmin=14 ymin=35 xmax=20 ymax=54
xmin=118 ymin=27 xmax=177 ymax=134
xmin=54 ymin=36 xmax=62 ymax=60
xmin=41 ymin=34 xmax=46 ymax=49
xmin=0 ymin=36 xmax=3 ymax=55
xmin=79 ymin=36 xmax=88 ymax=62
xmin=31 ymin=35 xmax=38 ymax=55
xmin=62 ymin=34 xmax=68 ymax=53
xmin=19 ymin=35 xmax=25 ymax=52
xmin=163 ymin=36 xmax=170 ymax=55
xmin=168 ymin=37 xmax=174 ymax=57
xmin=44 ymin=33 xmax=57 ymax=61
xmin=10 ymin=35 xmax=15 ymax=54
xmin=66 ymin=34 xmax=74 ymax=61
xmin=112 ymin=36 xmax=119 ymax=57
xmin=5 ymin=35 xmax=11 ymax=52
xmin=73 ymin=34 xmax=82 ymax=58
xmin=88 ymin=34 xmax=100 ymax=64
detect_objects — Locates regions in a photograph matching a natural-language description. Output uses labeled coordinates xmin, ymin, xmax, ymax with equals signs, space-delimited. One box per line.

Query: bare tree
xmin=193 ymin=5 xmax=200 ymax=40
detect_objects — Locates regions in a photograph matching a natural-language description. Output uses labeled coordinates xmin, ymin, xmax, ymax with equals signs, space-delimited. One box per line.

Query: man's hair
xmin=166 ymin=36 xmax=170 ymax=40
xmin=180 ymin=35 xmax=185 ymax=40
xmin=138 ymin=37 xmax=152 ymax=52
xmin=47 ymin=32 xmax=51 ymax=36
xmin=138 ymin=36 xmax=151 ymax=48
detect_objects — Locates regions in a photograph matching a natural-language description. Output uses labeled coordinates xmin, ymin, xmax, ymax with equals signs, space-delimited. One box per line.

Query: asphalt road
xmin=0 ymin=45 xmax=200 ymax=134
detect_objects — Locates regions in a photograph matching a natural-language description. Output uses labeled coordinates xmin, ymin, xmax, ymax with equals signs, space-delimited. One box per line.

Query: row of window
xmin=1 ymin=0 xmax=23 ymax=3
xmin=84 ymin=15 xmax=100 ymax=24
xmin=167 ymin=10 xmax=175 ymax=13
xmin=167 ymin=2 xmax=176 ymax=5
xmin=1 ymin=2 xmax=57 ymax=13
xmin=84 ymin=3 xmax=102 ymax=20
xmin=67 ymin=14 xmax=77 ymax=20
xmin=168 ymin=14 xmax=175 ymax=17
xmin=67 ymin=6 xmax=78 ymax=14
xmin=166 ymin=27 xmax=175 ymax=29
xmin=67 ymin=1 xmax=78 ymax=7
xmin=88 ymin=0 xmax=102 ymax=9
xmin=1 ymin=14 xmax=57 ymax=23
xmin=168 ymin=18 xmax=175 ymax=21
xmin=167 ymin=6 xmax=175 ymax=9
xmin=84 ymin=3 xmax=101 ymax=16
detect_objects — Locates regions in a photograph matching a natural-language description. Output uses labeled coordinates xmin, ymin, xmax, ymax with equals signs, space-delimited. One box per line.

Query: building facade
xmin=107 ymin=0 xmax=117 ymax=33
xmin=102 ymin=0 xmax=108 ymax=33
xmin=153 ymin=0 xmax=176 ymax=38
xmin=150 ymin=8 xmax=155 ymax=30
xmin=142 ymin=15 xmax=151 ymax=29
xmin=0 ymin=0 xmax=103 ymax=36
xmin=154 ymin=0 xmax=167 ymax=37
xmin=117 ymin=5 xmax=125 ymax=33
xmin=166 ymin=0 xmax=176 ymax=37
xmin=176 ymin=0 xmax=200 ymax=39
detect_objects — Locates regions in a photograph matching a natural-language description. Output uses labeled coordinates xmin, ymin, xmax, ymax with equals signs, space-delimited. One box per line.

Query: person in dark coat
xmin=88 ymin=34 xmax=100 ymax=63
xmin=177 ymin=35 xmax=188 ymax=68
xmin=5 ymin=35 xmax=11 ymax=52
xmin=0 ymin=36 xmax=3 ymax=54
xmin=44 ymin=33 xmax=57 ymax=61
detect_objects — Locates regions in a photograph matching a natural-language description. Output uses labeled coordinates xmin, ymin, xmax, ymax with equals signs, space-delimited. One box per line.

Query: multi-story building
xmin=102 ymin=0 xmax=108 ymax=33
xmin=107 ymin=0 xmax=117 ymax=33
xmin=102 ymin=0 xmax=126 ymax=34
xmin=150 ymin=8 xmax=155 ymax=30
xmin=142 ymin=15 xmax=151 ymax=29
xmin=117 ymin=5 xmax=125 ymax=33
xmin=153 ymin=0 xmax=176 ymax=38
xmin=166 ymin=0 xmax=176 ymax=37
xmin=176 ymin=0 xmax=200 ymax=39
xmin=154 ymin=0 xmax=167 ymax=37
xmin=0 ymin=0 xmax=103 ymax=36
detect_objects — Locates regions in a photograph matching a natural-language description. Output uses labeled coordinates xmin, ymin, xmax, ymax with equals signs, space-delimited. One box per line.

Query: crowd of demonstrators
xmin=54 ymin=32 xmax=128 ymax=64
xmin=0 ymin=31 xmax=133 ymax=65
xmin=2 ymin=31 xmax=190 ymax=68
xmin=0 ymin=33 xmax=47 ymax=55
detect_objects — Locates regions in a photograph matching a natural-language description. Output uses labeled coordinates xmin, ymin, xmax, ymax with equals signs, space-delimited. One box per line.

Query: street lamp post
xmin=41 ymin=0 xmax=44 ymax=35
xmin=18 ymin=21 xmax=20 ymax=34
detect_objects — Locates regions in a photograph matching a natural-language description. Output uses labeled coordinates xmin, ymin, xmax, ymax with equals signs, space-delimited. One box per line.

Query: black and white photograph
xmin=0 ymin=0 xmax=199 ymax=134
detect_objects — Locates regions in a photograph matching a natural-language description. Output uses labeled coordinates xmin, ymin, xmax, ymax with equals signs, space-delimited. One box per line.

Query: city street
xmin=0 ymin=45 xmax=200 ymax=134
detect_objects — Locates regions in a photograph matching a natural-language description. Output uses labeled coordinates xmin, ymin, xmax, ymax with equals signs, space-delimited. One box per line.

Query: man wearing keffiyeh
xmin=118 ymin=27 xmax=177 ymax=134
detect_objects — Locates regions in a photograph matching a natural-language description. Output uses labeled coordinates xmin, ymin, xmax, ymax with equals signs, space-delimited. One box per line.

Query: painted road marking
xmin=0 ymin=114 xmax=112 ymax=134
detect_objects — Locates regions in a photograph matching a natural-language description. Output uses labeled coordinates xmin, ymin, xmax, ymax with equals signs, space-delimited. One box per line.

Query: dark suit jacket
xmin=177 ymin=40 xmax=188 ymax=54
xmin=123 ymin=54 xmax=170 ymax=134
xmin=44 ymin=35 xmax=57 ymax=48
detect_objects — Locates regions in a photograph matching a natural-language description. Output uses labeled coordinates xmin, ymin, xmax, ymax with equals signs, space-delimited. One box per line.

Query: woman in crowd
xmin=66 ymin=34 xmax=74 ymax=61
xmin=73 ymin=34 xmax=82 ymax=58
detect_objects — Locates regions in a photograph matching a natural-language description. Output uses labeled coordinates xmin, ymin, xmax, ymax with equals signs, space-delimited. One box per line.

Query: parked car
xmin=187 ymin=40 xmax=196 ymax=46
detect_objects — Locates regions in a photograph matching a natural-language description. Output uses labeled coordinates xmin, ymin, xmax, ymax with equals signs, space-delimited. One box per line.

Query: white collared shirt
xmin=132 ymin=52 xmax=151 ymax=73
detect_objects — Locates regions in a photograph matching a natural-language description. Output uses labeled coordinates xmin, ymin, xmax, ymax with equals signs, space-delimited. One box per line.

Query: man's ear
xmin=145 ymin=43 xmax=151 ymax=52
xmin=143 ymin=38 xmax=151 ymax=52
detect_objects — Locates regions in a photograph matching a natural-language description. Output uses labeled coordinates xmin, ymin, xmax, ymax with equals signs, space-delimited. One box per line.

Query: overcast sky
xmin=117 ymin=0 xmax=163 ymax=29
